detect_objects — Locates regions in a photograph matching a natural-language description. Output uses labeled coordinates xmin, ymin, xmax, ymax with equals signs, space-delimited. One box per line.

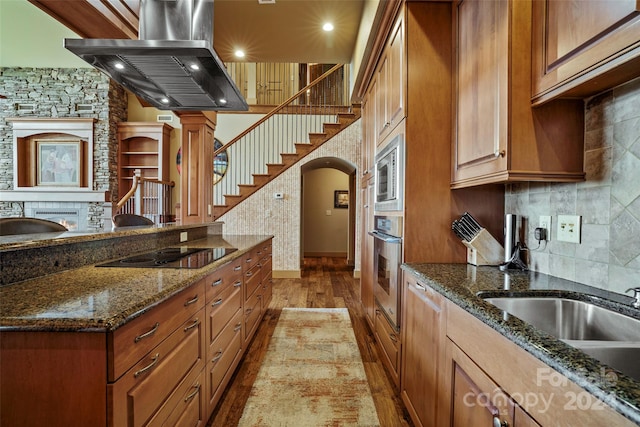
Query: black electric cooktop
xmin=96 ymin=247 xmax=237 ymax=269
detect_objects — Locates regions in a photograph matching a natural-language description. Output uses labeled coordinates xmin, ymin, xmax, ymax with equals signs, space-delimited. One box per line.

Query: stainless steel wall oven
xmin=369 ymin=215 xmax=403 ymax=331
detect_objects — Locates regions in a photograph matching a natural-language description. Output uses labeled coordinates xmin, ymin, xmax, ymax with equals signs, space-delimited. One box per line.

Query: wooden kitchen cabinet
xmin=360 ymin=177 xmax=375 ymax=330
xmin=451 ymin=0 xmax=585 ymax=189
xmin=446 ymin=338 xmax=541 ymax=427
xmin=445 ymin=301 xmax=636 ymax=427
xmin=376 ymin=10 xmax=405 ymax=147
xmin=401 ymin=272 xmax=446 ymax=427
xmin=361 ymin=88 xmax=376 ymax=179
xmin=532 ymin=0 xmax=640 ymax=106
xmin=109 ymin=280 xmax=206 ymax=427
xmin=374 ymin=308 xmax=401 ymax=387
xmin=259 ymin=241 xmax=273 ymax=310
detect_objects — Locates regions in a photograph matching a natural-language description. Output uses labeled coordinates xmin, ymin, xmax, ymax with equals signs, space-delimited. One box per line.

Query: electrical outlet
xmin=539 ymin=215 xmax=551 ymax=241
xmin=180 ymin=231 xmax=188 ymax=242
xmin=557 ymin=215 xmax=581 ymax=243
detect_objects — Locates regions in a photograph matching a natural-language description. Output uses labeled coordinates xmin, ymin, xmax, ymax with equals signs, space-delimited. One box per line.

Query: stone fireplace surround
xmin=0 ymin=67 xmax=127 ymax=230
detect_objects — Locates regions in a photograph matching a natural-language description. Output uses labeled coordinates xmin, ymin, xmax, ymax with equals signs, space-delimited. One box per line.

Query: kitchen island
xmin=402 ymin=263 xmax=640 ymax=426
xmin=0 ymin=224 xmax=273 ymax=426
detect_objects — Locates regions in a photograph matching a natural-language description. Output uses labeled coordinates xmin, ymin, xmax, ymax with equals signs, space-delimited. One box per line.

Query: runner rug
xmin=237 ymin=307 xmax=381 ymax=427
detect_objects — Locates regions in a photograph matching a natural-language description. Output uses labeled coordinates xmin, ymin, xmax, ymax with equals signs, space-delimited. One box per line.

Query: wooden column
xmin=179 ymin=113 xmax=216 ymax=224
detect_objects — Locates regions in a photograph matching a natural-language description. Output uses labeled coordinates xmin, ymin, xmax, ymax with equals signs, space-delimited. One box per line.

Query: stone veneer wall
xmin=507 ymin=77 xmax=640 ymax=295
xmin=219 ymin=119 xmax=362 ymax=276
xmin=0 ymin=67 xmax=127 ymax=226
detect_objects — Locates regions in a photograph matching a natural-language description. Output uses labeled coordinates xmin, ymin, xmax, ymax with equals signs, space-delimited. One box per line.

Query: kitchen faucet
xmin=626 ymin=287 xmax=640 ymax=308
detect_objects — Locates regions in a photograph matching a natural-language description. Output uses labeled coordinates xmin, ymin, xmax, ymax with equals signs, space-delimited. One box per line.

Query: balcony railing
xmin=115 ymin=169 xmax=175 ymax=223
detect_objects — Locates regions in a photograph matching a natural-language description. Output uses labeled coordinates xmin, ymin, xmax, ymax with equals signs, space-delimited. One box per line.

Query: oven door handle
xmin=368 ymin=230 xmax=402 ymax=244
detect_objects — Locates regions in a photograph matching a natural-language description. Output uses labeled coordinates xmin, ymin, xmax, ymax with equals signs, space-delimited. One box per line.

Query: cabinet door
xmin=532 ymin=0 xmax=640 ymax=104
xmin=375 ymin=56 xmax=389 ymax=143
xmin=401 ymin=276 xmax=444 ymax=427
xmin=453 ymin=0 xmax=508 ymax=183
xmin=386 ymin=13 xmax=405 ymax=133
xmin=360 ymin=179 xmax=376 ymax=329
xmin=447 ymin=340 xmax=515 ymax=427
xmin=361 ymin=90 xmax=376 ymax=177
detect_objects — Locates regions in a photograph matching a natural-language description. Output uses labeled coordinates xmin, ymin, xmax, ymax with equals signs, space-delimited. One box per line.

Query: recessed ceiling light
xmin=189 ymin=63 xmax=200 ymax=71
xmin=114 ymin=62 xmax=125 ymax=70
xmin=219 ymin=98 xmax=227 ymax=105
xmin=235 ymin=50 xmax=245 ymax=58
xmin=323 ymin=22 xmax=334 ymax=32
xmin=160 ymin=97 xmax=170 ymax=104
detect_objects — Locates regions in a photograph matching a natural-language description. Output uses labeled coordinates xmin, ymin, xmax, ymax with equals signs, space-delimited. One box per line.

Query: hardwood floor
xmin=206 ymin=257 xmax=414 ymax=427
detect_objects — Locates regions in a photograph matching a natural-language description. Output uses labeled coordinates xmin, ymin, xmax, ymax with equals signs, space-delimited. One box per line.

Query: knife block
xmin=462 ymin=229 xmax=504 ymax=266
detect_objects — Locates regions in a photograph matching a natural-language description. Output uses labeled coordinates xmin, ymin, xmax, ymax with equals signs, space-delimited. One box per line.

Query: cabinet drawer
xmin=204 ymin=258 xmax=243 ymax=303
xmin=243 ymin=247 xmax=261 ymax=271
xmin=244 ymin=290 xmax=262 ymax=342
xmin=146 ymin=360 xmax=205 ymax=427
xmin=109 ymin=310 xmax=205 ymax=427
xmin=206 ymin=309 xmax=243 ymax=412
xmin=109 ymin=280 xmax=205 ymax=381
xmin=206 ymin=282 xmax=242 ymax=351
xmin=244 ymin=263 xmax=262 ymax=302
xmin=260 ymin=253 xmax=272 ymax=282
xmin=375 ymin=310 xmax=400 ymax=373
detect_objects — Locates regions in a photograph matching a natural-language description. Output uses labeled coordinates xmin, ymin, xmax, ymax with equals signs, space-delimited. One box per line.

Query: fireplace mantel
xmin=0 ymin=189 xmax=107 ymax=203
xmin=7 ymin=117 xmax=97 ymax=191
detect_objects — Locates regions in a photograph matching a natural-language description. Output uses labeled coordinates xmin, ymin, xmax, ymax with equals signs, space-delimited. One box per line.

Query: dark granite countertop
xmin=0 ymin=222 xmax=210 ymax=252
xmin=402 ymin=263 xmax=640 ymax=425
xmin=0 ymin=234 xmax=272 ymax=332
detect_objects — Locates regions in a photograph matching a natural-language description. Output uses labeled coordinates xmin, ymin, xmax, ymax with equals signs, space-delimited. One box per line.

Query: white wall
xmin=302 ymin=168 xmax=349 ymax=256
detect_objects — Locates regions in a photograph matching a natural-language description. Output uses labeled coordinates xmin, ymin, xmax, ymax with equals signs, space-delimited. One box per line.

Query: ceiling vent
xmin=64 ymin=0 xmax=248 ymax=111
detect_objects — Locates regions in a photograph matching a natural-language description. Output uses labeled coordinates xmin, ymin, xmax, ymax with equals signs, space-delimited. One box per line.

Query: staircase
xmin=212 ymin=64 xmax=360 ymax=219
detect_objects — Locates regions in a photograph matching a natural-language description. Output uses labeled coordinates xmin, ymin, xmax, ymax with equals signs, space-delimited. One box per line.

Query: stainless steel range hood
xmin=64 ymin=0 xmax=248 ymax=111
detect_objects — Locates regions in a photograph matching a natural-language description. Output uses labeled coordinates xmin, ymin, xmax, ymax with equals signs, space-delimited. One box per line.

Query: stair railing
xmin=115 ymin=169 xmax=175 ymax=223
xmin=213 ymin=63 xmax=350 ymax=206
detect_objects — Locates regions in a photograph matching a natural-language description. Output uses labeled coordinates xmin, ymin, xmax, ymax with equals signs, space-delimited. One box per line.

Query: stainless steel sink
xmin=483 ymin=297 xmax=640 ymax=341
xmin=566 ymin=341 xmax=640 ymax=382
xmin=483 ymin=296 xmax=640 ymax=381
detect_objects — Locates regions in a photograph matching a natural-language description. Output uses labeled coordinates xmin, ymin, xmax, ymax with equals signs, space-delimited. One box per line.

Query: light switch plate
xmin=557 ymin=215 xmax=581 ymax=243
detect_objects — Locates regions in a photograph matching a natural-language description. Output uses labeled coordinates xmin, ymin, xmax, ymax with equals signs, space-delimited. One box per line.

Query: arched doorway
xmin=300 ymin=157 xmax=356 ymax=267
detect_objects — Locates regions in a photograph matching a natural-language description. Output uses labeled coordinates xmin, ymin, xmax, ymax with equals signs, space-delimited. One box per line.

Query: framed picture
xmin=36 ymin=140 xmax=81 ymax=186
xmin=334 ymin=190 xmax=349 ymax=209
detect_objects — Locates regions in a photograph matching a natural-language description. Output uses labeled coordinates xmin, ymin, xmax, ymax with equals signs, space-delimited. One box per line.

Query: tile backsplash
xmin=506 ymin=77 xmax=640 ymax=295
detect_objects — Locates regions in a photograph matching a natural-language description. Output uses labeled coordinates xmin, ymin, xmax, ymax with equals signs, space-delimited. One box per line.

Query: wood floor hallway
xmin=207 ymin=257 xmax=414 ymax=426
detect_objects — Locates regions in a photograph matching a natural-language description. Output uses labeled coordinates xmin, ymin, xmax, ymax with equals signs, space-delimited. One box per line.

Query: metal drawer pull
xmin=246 ymin=258 xmax=252 ymax=263
xmin=212 ymin=298 xmax=223 ymax=307
xmin=184 ymin=383 xmax=200 ymax=402
xmin=246 ymin=271 xmax=253 ymax=277
xmin=134 ymin=353 xmax=160 ymax=377
xmin=134 ymin=322 xmax=160 ymax=343
xmin=389 ymin=333 xmax=398 ymax=343
xmin=184 ymin=295 xmax=199 ymax=306
xmin=183 ymin=318 xmax=200 ymax=332
xmin=415 ymin=283 xmax=426 ymax=291
xmin=234 ymin=323 xmax=242 ymax=332
xmin=212 ymin=350 xmax=223 ymax=363
xmin=246 ymin=308 xmax=253 ymax=315
xmin=494 ymin=150 xmax=506 ymax=158
xmin=212 ymin=279 xmax=223 ymax=287
xmin=234 ymin=266 xmax=242 ymax=271
xmin=233 ymin=281 xmax=242 ymax=288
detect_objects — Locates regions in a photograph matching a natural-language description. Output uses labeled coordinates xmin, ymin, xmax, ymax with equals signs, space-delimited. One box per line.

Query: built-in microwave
xmin=374 ymin=134 xmax=404 ymax=212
